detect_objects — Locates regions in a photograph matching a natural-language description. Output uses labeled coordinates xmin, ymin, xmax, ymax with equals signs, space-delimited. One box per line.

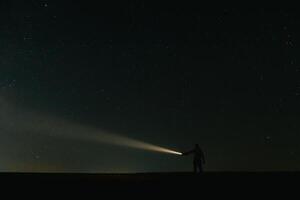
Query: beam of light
xmin=0 ymin=95 xmax=182 ymax=157
xmin=91 ymin=133 xmax=183 ymax=156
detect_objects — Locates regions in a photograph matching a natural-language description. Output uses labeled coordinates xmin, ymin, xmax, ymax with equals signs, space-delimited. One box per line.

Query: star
xmin=264 ymin=136 xmax=272 ymax=144
xmin=23 ymin=37 xmax=32 ymax=41
xmin=96 ymin=89 xmax=105 ymax=94
xmin=260 ymin=75 xmax=264 ymax=81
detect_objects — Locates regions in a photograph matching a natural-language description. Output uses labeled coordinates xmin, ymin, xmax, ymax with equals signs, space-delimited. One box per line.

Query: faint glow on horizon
xmin=0 ymin=95 xmax=182 ymax=158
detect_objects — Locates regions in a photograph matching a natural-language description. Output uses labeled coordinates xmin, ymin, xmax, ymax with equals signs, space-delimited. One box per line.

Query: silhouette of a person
xmin=182 ymin=144 xmax=205 ymax=174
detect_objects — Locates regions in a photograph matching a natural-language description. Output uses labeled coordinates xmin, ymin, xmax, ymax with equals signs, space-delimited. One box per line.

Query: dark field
xmin=1 ymin=172 xmax=298 ymax=197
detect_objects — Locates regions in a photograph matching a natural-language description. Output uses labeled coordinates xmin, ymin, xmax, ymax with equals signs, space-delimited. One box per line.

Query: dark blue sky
xmin=0 ymin=1 xmax=299 ymax=172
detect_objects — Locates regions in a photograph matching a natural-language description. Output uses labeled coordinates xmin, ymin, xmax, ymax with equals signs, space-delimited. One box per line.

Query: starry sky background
xmin=0 ymin=1 xmax=299 ymax=172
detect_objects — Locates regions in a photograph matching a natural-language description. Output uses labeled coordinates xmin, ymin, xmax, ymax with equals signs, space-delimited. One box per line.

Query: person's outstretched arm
xmin=182 ymin=149 xmax=194 ymax=156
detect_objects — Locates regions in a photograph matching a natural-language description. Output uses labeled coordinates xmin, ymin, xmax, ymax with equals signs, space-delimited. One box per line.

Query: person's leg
xmin=193 ymin=161 xmax=197 ymax=173
xmin=198 ymin=162 xmax=203 ymax=174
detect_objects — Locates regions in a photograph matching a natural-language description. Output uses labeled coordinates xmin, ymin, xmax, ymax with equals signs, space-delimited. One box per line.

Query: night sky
xmin=0 ymin=1 xmax=299 ymax=172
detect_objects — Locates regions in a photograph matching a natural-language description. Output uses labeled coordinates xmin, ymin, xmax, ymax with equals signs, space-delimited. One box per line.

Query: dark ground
xmin=0 ymin=172 xmax=299 ymax=197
